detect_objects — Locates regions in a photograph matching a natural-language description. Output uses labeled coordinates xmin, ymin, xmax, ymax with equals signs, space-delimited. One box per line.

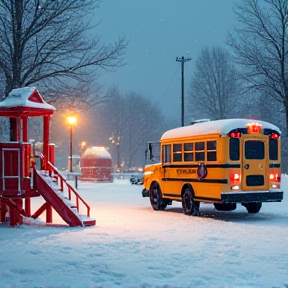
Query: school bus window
xmin=207 ymin=141 xmax=216 ymax=150
xmin=245 ymin=141 xmax=264 ymax=159
xmin=184 ymin=143 xmax=193 ymax=162
xmin=207 ymin=140 xmax=217 ymax=161
xmin=230 ymin=138 xmax=240 ymax=161
xmin=184 ymin=143 xmax=193 ymax=151
xmin=162 ymin=144 xmax=171 ymax=163
xmin=173 ymin=143 xmax=182 ymax=162
xmin=269 ymin=139 xmax=278 ymax=160
xmin=173 ymin=143 xmax=182 ymax=152
xmin=195 ymin=142 xmax=204 ymax=150
xmin=195 ymin=142 xmax=205 ymax=161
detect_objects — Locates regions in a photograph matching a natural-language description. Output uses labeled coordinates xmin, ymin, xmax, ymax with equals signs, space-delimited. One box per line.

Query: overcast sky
xmin=96 ymin=0 xmax=236 ymax=125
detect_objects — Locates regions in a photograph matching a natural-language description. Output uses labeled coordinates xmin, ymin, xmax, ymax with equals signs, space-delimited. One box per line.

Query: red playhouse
xmin=0 ymin=87 xmax=96 ymax=227
xmin=80 ymin=146 xmax=113 ymax=182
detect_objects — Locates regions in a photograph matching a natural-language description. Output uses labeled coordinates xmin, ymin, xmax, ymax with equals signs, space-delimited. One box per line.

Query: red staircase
xmin=32 ymin=154 xmax=96 ymax=227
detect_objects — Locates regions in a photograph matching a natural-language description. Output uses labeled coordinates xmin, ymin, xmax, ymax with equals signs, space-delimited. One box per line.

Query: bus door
xmin=241 ymin=135 xmax=269 ymax=191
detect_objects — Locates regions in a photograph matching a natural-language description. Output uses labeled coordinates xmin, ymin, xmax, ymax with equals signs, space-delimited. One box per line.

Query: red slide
xmin=35 ymin=170 xmax=95 ymax=227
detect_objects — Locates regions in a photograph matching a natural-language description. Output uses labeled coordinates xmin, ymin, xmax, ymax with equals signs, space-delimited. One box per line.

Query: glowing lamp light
xmin=67 ymin=116 xmax=76 ymax=125
xmin=247 ymin=122 xmax=262 ymax=134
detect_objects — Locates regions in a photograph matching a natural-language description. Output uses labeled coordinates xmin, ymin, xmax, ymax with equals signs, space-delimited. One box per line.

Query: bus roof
xmin=161 ymin=119 xmax=281 ymax=140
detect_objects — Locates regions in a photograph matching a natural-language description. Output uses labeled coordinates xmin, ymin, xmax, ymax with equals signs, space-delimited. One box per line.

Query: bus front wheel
xmin=149 ymin=182 xmax=167 ymax=211
xmin=182 ymin=187 xmax=200 ymax=216
xmin=242 ymin=202 xmax=262 ymax=213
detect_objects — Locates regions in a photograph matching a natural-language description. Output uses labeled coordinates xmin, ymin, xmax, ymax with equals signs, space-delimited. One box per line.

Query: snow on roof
xmin=161 ymin=118 xmax=281 ymax=140
xmin=0 ymin=87 xmax=56 ymax=111
xmin=82 ymin=146 xmax=112 ymax=159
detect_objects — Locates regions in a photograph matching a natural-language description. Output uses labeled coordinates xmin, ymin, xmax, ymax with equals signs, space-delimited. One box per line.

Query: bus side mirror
xmin=149 ymin=143 xmax=153 ymax=160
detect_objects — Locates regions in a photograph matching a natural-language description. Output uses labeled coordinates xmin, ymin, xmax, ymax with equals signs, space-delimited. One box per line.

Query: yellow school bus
xmin=142 ymin=119 xmax=283 ymax=215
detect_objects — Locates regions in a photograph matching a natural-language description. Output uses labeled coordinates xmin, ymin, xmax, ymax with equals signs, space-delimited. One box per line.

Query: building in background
xmin=80 ymin=146 xmax=113 ymax=182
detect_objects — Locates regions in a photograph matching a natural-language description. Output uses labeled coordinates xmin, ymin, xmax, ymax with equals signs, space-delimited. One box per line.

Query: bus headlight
xmin=144 ymin=171 xmax=153 ymax=176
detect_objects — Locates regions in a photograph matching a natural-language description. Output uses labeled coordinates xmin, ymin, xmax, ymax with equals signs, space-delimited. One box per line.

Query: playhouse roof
xmin=0 ymin=87 xmax=56 ymax=117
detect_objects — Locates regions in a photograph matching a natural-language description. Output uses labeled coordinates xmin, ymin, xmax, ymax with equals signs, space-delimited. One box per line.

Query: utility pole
xmin=176 ymin=56 xmax=191 ymax=126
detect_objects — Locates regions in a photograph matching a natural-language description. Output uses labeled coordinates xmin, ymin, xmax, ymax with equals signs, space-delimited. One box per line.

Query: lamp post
xmin=67 ymin=115 xmax=76 ymax=172
xmin=116 ymin=137 xmax=120 ymax=169
xmin=109 ymin=134 xmax=121 ymax=171
xmin=80 ymin=141 xmax=87 ymax=155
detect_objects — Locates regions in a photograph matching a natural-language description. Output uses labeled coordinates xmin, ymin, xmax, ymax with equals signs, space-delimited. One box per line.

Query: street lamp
xmin=80 ymin=141 xmax=87 ymax=155
xmin=67 ymin=115 xmax=76 ymax=172
xmin=109 ymin=133 xmax=121 ymax=171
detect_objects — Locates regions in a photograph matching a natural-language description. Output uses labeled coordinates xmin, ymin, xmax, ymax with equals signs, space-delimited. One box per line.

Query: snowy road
xmin=0 ymin=177 xmax=288 ymax=288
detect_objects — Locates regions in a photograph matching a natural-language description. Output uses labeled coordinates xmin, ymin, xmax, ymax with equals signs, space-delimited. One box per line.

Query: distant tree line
xmin=90 ymin=87 xmax=170 ymax=169
xmin=47 ymin=87 xmax=171 ymax=170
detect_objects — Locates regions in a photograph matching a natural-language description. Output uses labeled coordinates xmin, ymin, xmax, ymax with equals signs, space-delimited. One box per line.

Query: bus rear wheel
xmin=242 ymin=202 xmax=262 ymax=213
xmin=149 ymin=182 xmax=167 ymax=210
xmin=182 ymin=187 xmax=200 ymax=216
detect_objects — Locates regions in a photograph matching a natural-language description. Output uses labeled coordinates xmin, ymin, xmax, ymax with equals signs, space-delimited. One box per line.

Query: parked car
xmin=130 ymin=173 xmax=143 ymax=185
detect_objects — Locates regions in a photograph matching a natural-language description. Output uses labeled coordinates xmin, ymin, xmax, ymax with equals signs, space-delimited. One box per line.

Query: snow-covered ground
xmin=1 ymin=175 xmax=288 ymax=288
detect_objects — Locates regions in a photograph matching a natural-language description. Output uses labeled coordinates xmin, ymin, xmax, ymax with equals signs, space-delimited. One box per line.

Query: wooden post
xmin=43 ymin=115 xmax=50 ymax=169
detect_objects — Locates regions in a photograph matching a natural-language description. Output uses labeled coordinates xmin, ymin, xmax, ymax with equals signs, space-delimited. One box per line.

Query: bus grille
xmin=246 ymin=175 xmax=264 ymax=186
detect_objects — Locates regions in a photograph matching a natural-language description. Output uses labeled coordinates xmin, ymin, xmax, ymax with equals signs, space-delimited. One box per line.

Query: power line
xmin=154 ymin=65 xmax=179 ymax=109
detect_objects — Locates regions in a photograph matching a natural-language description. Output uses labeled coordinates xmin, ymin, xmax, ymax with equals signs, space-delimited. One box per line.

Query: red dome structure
xmin=80 ymin=147 xmax=113 ymax=182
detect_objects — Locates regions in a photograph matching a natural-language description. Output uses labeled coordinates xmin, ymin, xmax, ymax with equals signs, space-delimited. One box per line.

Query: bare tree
xmin=121 ymin=91 xmax=165 ymax=168
xmin=227 ymin=0 xmax=288 ymax=134
xmin=188 ymin=46 xmax=241 ymax=121
xmin=49 ymin=85 xmax=175 ymax=170
xmin=0 ymin=0 xmax=127 ymax=106
xmin=91 ymin=88 xmax=167 ymax=170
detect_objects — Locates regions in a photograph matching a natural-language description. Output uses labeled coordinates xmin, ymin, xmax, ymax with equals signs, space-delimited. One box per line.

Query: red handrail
xmin=35 ymin=153 xmax=91 ymax=217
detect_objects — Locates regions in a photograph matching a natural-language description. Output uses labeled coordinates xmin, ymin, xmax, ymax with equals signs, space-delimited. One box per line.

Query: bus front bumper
xmin=221 ymin=190 xmax=283 ymax=203
xmin=142 ymin=188 xmax=149 ymax=197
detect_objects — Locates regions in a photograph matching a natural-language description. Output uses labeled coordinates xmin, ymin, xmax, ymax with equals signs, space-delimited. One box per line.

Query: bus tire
xmin=242 ymin=202 xmax=262 ymax=213
xmin=214 ymin=203 xmax=237 ymax=211
xmin=182 ymin=187 xmax=200 ymax=216
xmin=149 ymin=182 xmax=167 ymax=211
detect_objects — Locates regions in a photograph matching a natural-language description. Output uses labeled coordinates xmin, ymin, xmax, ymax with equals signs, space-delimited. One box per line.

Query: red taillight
xmin=270 ymin=133 xmax=279 ymax=139
xmin=269 ymin=173 xmax=281 ymax=182
xmin=230 ymin=172 xmax=240 ymax=184
xmin=229 ymin=132 xmax=241 ymax=138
